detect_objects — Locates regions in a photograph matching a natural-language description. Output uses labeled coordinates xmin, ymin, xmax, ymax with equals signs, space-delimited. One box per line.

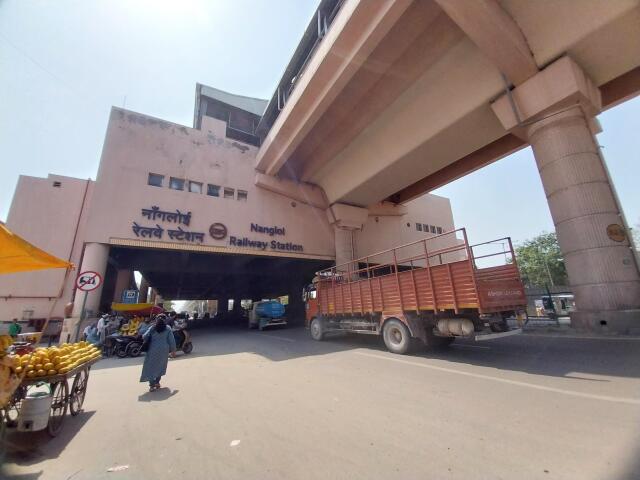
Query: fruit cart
xmin=2 ymin=355 xmax=100 ymax=437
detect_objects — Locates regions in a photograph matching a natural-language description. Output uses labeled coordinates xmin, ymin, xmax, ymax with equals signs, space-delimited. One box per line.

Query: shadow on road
xmin=91 ymin=323 xmax=366 ymax=371
xmin=2 ymin=411 xmax=95 ymax=468
xmin=138 ymin=388 xmax=179 ymax=402
xmin=419 ymin=334 xmax=640 ymax=380
xmin=90 ymin=320 xmax=640 ymax=382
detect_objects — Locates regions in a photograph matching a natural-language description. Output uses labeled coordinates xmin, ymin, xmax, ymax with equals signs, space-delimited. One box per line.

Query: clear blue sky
xmin=1 ymin=0 xmax=638 ymax=246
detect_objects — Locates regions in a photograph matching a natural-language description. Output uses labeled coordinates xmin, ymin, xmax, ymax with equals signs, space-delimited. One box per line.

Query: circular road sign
xmin=76 ymin=271 xmax=103 ymax=292
xmin=209 ymin=222 xmax=228 ymax=240
xmin=606 ymin=224 xmax=626 ymax=243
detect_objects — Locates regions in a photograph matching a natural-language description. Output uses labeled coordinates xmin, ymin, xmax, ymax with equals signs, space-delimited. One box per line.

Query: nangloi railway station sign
xmin=131 ymin=207 xmax=304 ymax=253
xmin=230 ymin=223 xmax=303 ymax=252
xmin=132 ymin=206 xmax=205 ymax=243
xmin=219 ymin=222 xmax=304 ymax=253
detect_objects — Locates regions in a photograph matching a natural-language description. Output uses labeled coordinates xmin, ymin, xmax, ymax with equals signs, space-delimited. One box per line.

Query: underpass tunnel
xmin=103 ymin=246 xmax=331 ymax=328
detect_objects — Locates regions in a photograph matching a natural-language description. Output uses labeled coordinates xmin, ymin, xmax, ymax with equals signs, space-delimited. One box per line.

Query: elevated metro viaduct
xmin=2 ymin=0 xmax=639 ymax=335
xmin=254 ymin=0 xmax=640 ymax=332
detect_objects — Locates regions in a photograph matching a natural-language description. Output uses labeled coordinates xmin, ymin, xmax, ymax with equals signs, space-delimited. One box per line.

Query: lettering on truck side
xmin=487 ymin=289 xmax=522 ymax=297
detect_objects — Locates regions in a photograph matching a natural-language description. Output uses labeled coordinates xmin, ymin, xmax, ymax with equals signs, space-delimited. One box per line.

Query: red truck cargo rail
xmin=316 ymin=228 xmax=526 ymax=317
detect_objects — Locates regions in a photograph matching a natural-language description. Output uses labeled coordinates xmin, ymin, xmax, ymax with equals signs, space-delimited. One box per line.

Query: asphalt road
xmin=3 ymin=326 xmax=640 ymax=480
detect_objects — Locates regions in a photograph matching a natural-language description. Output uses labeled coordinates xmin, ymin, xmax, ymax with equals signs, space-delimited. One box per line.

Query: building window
xmin=416 ymin=223 xmax=422 ymax=231
xmin=169 ymin=177 xmax=184 ymax=191
xmin=148 ymin=173 xmax=164 ymax=187
xmin=436 ymin=226 xmax=443 ymax=234
xmin=207 ymin=184 xmax=220 ymax=197
xmin=237 ymin=190 xmax=248 ymax=201
xmin=224 ymin=187 xmax=235 ymax=199
xmin=430 ymin=225 xmax=437 ymax=234
xmin=189 ymin=181 xmax=203 ymax=194
xmin=52 ymin=181 xmax=62 ymax=188
xmin=423 ymin=224 xmax=429 ymax=232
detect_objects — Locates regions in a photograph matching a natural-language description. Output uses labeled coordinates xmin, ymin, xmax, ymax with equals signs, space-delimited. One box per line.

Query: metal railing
xmin=317 ymin=228 xmax=519 ymax=286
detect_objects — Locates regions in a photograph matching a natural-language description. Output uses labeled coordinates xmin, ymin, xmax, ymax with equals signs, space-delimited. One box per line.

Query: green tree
xmin=514 ymin=232 xmax=567 ymax=288
xmin=162 ymin=300 xmax=174 ymax=311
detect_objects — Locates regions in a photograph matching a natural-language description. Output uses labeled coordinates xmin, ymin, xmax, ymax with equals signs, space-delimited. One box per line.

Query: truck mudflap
xmin=474 ymin=328 xmax=522 ymax=341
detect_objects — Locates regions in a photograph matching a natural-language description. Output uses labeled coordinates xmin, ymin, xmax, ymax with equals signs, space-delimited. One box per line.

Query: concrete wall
xmin=355 ymin=194 xmax=458 ymax=266
xmin=84 ymin=108 xmax=336 ymax=259
xmin=0 ymin=174 xmax=92 ymax=320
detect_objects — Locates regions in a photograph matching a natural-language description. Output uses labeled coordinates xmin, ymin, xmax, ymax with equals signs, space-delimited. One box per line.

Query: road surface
xmin=3 ymin=326 xmax=640 ymax=480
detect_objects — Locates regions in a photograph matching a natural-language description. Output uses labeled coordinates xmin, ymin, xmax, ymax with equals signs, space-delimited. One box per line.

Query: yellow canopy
xmin=0 ymin=222 xmax=73 ymax=274
xmin=111 ymin=303 xmax=156 ymax=313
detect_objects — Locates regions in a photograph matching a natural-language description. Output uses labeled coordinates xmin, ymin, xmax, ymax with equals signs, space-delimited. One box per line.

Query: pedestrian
xmin=8 ymin=318 xmax=21 ymax=338
xmin=140 ymin=314 xmax=176 ymax=392
xmin=97 ymin=314 xmax=108 ymax=341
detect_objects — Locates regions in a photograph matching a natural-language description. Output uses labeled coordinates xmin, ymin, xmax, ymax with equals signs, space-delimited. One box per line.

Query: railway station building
xmin=0 ymin=84 xmax=456 ymax=327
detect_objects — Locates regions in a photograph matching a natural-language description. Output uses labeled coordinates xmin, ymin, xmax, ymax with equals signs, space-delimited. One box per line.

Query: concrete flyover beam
xmin=386 ymin=65 xmax=640 ymax=204
xmin=434 ymin=0 xmax=538 ymax=85
xmin=294 ymin=4 xmax=463 ymax=182
xmin=254 ymin=0 xmax=413 ymax=176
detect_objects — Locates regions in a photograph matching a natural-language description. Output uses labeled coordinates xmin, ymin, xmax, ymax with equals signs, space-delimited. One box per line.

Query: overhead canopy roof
xmin=0 ymin=222 xmax=72 ymax=275
xmin=198 ymin=84 xmax=268 ymax=116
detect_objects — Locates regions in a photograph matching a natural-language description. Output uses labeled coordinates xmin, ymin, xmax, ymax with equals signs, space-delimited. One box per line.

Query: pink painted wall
xmin=0 ymin=174 xmax=93 ymax=320
xmin=84 ymin=108 xmax=336 ymax=259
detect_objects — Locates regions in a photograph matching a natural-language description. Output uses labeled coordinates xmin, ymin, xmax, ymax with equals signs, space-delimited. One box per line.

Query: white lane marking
xmin=526 ymin=334 xmax=640 ymax=342
xmin=452 ymin=344 xmax=491 ymax=350
xmin=253 ymin=333 xmax=296 ymax=343
xmin=355 ymin=351 xmax=640 ymax=405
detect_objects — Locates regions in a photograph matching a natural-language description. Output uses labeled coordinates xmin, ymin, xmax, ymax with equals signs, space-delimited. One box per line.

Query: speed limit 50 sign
xmin=75 ymin=271 xmax=103 ymax=292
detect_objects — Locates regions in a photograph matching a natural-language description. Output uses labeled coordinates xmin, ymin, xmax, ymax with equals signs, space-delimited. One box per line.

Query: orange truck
xmin=303 ymin=228 xmax=527 ymax=354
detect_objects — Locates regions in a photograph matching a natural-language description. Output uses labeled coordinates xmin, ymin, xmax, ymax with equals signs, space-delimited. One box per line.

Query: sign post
xmin=74 ymin=271 xmax=103 ymax=341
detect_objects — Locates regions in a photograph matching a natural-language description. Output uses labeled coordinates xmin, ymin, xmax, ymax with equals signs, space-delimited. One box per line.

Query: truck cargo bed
xmin=317 ymin=229 xmax=525 ymax=317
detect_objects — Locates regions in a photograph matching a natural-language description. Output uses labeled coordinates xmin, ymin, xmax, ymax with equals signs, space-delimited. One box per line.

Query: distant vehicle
xmin=248 ymin=300 xmax=286 ymax=331
xmin=535 ymin=293 xmax=575 ymax=318
xmin=304 ymin=228 xmax=527 ymax=354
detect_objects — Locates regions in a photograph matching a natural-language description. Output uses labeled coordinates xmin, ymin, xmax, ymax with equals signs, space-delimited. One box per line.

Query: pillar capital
xmin=491 ymin=56 xmax=601 ymax=136
xmin=326 ymin=203 xmax=368 ymax=230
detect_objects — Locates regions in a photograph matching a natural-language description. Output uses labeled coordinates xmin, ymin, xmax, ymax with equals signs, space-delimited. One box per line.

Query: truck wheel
xmin=310 ymin=317 xmax=325 ymax=341
xmin=382 ymin=319 xmax=412 ymax=354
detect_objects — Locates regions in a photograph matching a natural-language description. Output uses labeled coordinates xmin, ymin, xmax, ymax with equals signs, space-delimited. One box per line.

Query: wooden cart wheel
xmin=69 ymin=368 xmax=89 ymax=416
xmin=47 ymin=380 xmax=69 ymax=437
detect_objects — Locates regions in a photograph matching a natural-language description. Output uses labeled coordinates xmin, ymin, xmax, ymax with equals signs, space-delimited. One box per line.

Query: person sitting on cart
xmin=8 ymin=318 xmax=22 ymax=338
xmin=85 ymin=324 xmax=100 ymax=345
xmin=137 ymin=317 xmax=152 ymax=337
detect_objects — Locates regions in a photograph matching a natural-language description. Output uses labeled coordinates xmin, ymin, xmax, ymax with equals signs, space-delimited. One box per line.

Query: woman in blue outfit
xmin=140 ymin=315 xmax=176 ymax=391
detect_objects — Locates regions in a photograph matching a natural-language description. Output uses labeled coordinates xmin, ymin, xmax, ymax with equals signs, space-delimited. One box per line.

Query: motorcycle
xmin=126 ymin=326 xmax=193 ymax=357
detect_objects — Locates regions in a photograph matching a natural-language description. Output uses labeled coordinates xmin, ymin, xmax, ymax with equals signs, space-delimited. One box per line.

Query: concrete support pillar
xmin=63 ymin=242 xmax=109 ymax=343
xmin=72 ymin=243 xmax=109 ymax=318
xmin=219 ymin=298 xmax=229 ymax=314
xmin=491 ymin=57 xmax=640 ymax=332
xmin=139 ymin=277 xmax=149 ymax=303
xmin=526 ymin=107 xmax=640 ymax=330
xmin=112 ymin=269 xmax=133 ymax=303
xmin=326 ymin=203 xmax=368 ymax=273
xmin=334 ymin=228 xmax=356 ymax=270
xmin=149 ymin=289 xmax=157 ymax=304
